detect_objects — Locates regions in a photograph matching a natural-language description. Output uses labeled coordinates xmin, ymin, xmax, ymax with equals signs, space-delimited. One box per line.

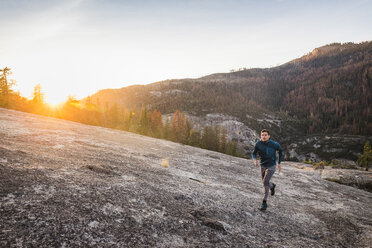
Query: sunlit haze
xmin=1 ymin=0 xmax=371 ymax=105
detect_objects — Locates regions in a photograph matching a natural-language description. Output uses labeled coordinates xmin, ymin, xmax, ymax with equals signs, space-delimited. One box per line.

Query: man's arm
xmin=252 ymin=144 xmax=259 ymax=167
xmin=277 ymin=142 xmax=283 ymax=172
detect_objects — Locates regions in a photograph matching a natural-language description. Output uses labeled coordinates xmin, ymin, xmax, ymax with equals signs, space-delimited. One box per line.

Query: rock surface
xmin=321 ymin=167 xmax=372 ymax=192
xmin=0 ymin=108 xmax=371 ymax=247
xmin=164 ymin=113 xmax=260 ymax=152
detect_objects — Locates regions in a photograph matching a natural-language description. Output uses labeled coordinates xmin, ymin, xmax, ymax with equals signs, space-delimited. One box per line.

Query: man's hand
xmin=254 ymin=160 xmax=259 ymax=167
xmin=278 ymin=163 xmax=281 ymax=172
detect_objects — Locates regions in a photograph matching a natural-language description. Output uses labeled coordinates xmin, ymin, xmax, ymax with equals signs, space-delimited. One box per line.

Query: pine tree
xmin=138 ymin=106 xmax=149 ymax=135
xmin=226 ymin=141 xmax=238 ymax=156
xmin=127 ymin=109 xmax=138 ymax=132
xmin=185 ymin=117 xmax=193 ymax=145
xmin=214 ymin=125 xmax=221 ymax=152
xmin=201 ymin=125 xmax=218 ymax=151
xmin=107 ymin=103 xmax=121 ymax=128
xmin=171 ymin=110 xmax=187 ymax=143
xmin=358 ymin=141 xmax=372 ymax=171
xmin=164 ymin=117 xmax=171 ymax=140
xmin=151 ymin=109 xmax=163 ymax=138
xmin=189 ymin=129 xmax=201 ymax=147
xmin=0 ymin=67 xmax=14 ymax=107
xmin=220 ymin=127 xmax=227 ymax=153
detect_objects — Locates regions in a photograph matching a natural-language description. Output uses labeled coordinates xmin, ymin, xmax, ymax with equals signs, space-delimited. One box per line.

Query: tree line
xmin=58 ymin=102 xmax=242 ymax=157
xmin=0 ymin=67 xmax=243 ymax=157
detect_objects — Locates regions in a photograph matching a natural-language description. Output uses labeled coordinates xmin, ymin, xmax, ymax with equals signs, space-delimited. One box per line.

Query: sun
xmin=44 ymin=94 xmax=67 ymax=106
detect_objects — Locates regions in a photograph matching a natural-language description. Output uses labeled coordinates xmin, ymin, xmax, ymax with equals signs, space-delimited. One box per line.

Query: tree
xmin=226 ymin=141 xmax=238 ymax=156
xmin=220 ymin=127 xmax=227 ymax=153
xmin=185 ymin=117 xmax=193 ymax=145
xmin=201 ymin=125 xmax=218 ymax=151
xmin=0 ymin=67 xmax=14 ymax=107
xmin=163 ymin=117 xmax=171 ymax=140
xmin=107 ymin=103 xmax=121 ymax=128
xmin=171 ymin=110 xmax=187 ymax=143
xmin=123 ymin=109 xmax=135 ymax=131
xmin=32 ymin=84 xmax=45 ymax=104
xmin=189 ymin=129 xmax=201 ymax=147
xmin=59 ymin=96 xmax=81 ymax=121
xmin=150 ymin=109 xmax=163 ymax=138
xmin=214 ymin=125 xmax=221 ymax=152
xmin=358 ymin=141 xmax=372 ymax=171
xmin=138 ymin=106 xmax=149 ymax=134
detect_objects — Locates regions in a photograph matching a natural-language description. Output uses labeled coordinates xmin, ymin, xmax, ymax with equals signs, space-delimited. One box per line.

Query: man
xmin=252 ymin=129 xmax=283 ymax=211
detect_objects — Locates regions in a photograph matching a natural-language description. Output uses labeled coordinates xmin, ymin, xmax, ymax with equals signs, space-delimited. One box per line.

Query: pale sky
xmin=1 ymin=0 xmax=371 ymax=105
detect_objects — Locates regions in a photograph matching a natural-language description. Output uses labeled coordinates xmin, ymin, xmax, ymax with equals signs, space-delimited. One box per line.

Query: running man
xmin=252 ymin=129 xmax=283 ymax=211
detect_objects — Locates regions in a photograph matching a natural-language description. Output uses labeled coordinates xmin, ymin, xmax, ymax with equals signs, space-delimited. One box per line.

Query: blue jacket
xmin=252 ymin=139 xmax=283 ymax=168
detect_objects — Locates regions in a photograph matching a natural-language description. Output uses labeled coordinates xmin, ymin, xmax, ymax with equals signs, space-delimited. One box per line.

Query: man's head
xmin=260 ymin=129 xmax=270 ymax=142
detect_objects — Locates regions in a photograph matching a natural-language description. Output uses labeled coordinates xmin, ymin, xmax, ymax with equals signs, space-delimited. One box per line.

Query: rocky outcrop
xmin=1 ymin=108 xmax=371 ymax=247
xmin=176 ymin=112 xmax=369 ymax=162
xmin=182 ymin=113 xmax=259 ymax=149
xmin=286 ymin=135 xmax=370 ymax=162
xmin=321 ymin=167 xmax=372 ymax=192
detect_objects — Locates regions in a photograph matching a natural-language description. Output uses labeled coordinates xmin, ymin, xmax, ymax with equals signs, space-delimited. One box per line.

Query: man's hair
xmin=261 ymin=129 xmax=270 ymax=135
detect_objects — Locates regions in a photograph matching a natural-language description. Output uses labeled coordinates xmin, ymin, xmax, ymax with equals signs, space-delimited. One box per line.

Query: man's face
xmin=261 ymin=132 xmax=270 ymax=142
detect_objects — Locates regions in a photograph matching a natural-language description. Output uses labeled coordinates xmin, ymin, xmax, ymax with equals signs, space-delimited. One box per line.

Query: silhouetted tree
xmin=32 ymin=84 xmax=45 ymax=105
xmin=0 ymin=67 xmax=14 ymax=107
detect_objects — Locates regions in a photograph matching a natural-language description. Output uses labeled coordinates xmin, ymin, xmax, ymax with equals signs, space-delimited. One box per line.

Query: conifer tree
xmin=201 ymin=125 xmax=217 ymax=151
xmin=358 ymin=141 xmax=372 ymax=171
xmin=226 ymin=141 xmax=238 ymax=156
xmin=189 ymin=129 xmax=201 ymax=147
xmin=214 ymin=125 xmax=221 ymax=152
xmin=107 ymin=103 xmax=121 ymax=128
xmin=220 ymin=127 xmax=227 ymax=153
xmin=164 ymin=117 xmax=171 ymax=140
xmin=171 ymin=110 xmax=187 ymax=143
xmin=127 ymin=109 xmax=138 ymax=132
xmin=151 ymin=109 xmax=163 ymax=138
xmin=0 ymin=67 xmax=13 ymax=107
xmin=185 ymin=117 xmax=193 ymax=145
xmin=138 ymin=106 xmax=149 ymax=135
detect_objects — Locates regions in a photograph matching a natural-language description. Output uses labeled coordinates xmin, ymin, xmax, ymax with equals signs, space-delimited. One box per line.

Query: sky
xmin=0 ymin=0 xmax=371 ymax=105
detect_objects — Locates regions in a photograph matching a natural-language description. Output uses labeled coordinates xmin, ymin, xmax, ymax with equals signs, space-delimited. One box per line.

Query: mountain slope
xmin=1 ymin=108 xmax=371 ymax=247
xmin=87 ymin=41 xmax=372 ymax=135
xmin=82 ymin=42 xmax=371 ymax=161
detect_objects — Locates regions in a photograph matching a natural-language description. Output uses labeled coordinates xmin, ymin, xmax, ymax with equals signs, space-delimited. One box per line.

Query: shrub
xmin=302 ymin=159 xmax=315 ymax=165
xmin=313 ymin=160 xmax=332 ymax=169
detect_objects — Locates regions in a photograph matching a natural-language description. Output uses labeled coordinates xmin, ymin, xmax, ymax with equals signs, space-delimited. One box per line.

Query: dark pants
xmin=261 ymin=166 xmax=276 ymax=201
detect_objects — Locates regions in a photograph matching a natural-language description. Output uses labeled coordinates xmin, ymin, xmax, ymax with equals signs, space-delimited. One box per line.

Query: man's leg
xmin=259 ymin=167 xmax=268 ymax=210
xmin=261 ymin=166 xmax=266 ymax=180
xmin=262 ymin=166 xmax=276 ymax=202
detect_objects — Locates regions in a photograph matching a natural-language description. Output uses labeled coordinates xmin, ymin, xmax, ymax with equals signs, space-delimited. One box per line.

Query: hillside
xmin=1 ymin=108 xmax=371 ymax=247
xmin=84 ymin=41 xmax=372 ymax=161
